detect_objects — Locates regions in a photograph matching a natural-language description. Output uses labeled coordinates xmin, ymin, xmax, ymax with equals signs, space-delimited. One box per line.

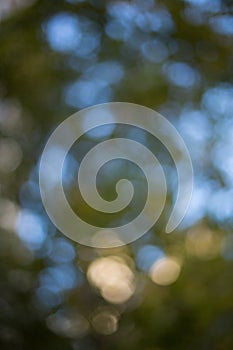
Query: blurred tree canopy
xmin=0 ymin=0 xmax=233 ymax=349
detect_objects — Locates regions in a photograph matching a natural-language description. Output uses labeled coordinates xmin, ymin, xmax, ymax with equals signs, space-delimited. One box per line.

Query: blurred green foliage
xmin=0 ymin=0 xmax=233 ymax=349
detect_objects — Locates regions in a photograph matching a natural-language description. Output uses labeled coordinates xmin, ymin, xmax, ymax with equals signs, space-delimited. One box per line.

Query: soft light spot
xmin=164 ymin=62 xmax=199 ymax=88
xmin=107 ymin=2 xmax=139 ymax=23
xmin=15 ymin=209 xmax=46 ymax=250
xmin=101 ymin=279 xmax=134 ymax=304
xmin=87 ymin=256 xmax=135 ymax=304
xmin=185 ymin=226 xmax=221 ymax=260
xmin=44 ymin=13 xmax=81 ymax=52
xmin=39 ymin=264 xmax=81 ymax=292
xmin=49 ymin=238 xmax=76 ymax=263
xmin=65 ymin=79 xmax=112 ymax=109
xmin=208 ymin=188 xmax=233 ymax=221
xmin=202 ymin=85 xmax=233 ymax=118
xmin=136 ymin=245 xmax=165 ymax=272
xmin=0 ymin=138 xmax=22 ymax=173
xmin=85 ymin=61 xmax=124 ymax=84
xmin=0 ymin=100 xmax=22 ymax=133
xmin=210 ymin=15 xmax=233 ymax=36
xmin=105 ymin=19 xmax=132 ymax=41
xmin=47 ymin=310 xmax=89 ymax=338
xmin=141 ymin=39 xmax=169 ymax=63
xmin=149 ymin=257 xmax=181 ymax=286
xmin=0 ymin=199 xmax=19 ymax=231
xmin=91 ymin=309 xmax=119 ymax=335
xmin=136 ymin=9 xmax=174 ymax=33
xmin=0 ymin=0 xmax=36 ymax=22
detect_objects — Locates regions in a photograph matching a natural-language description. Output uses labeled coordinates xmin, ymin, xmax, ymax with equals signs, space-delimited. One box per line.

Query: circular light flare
xmin=101 ymin=279 xmax=135 ymax=304
xmin=149 ymin=256 xmax=181 ymax=286
xmin=91 ymin=310 xmax=119 ymax=335
xmin=87 ymin=256 xmax=135 ymax=304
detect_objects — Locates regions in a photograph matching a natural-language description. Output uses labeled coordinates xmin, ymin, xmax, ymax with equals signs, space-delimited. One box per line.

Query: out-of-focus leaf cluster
xmin=0 ymin=0 xmax=233 ymax=349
